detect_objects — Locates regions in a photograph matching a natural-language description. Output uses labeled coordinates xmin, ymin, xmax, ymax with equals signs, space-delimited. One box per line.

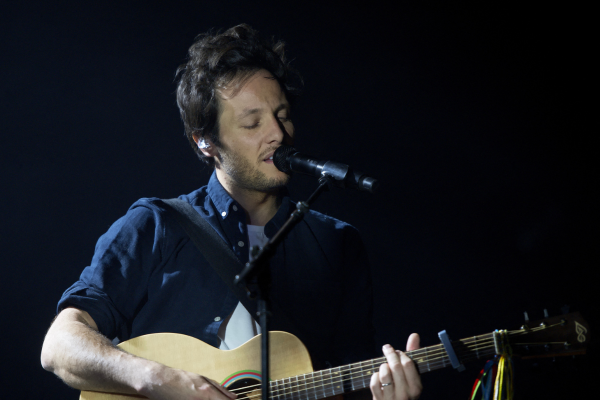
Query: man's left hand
xmin=369 ymin=333 xmax=422 ymax=400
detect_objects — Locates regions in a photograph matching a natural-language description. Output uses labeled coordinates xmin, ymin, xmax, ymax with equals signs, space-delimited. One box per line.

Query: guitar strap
xmin=161 ymin=198 xmax=258 ymax=321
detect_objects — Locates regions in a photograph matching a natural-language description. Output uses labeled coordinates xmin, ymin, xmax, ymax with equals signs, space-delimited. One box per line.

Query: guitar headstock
xmin=508 ymin=311 xmax=590 ymax=359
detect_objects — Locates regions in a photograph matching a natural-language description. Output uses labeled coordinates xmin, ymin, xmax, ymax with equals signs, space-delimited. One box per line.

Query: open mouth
xmin=263 ymin=152 xmax=275 ymax=163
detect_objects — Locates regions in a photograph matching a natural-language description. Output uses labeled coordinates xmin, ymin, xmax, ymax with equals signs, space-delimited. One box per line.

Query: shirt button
xmin=214 ymin=316 xmax=221 ymax=322
xmin=238 ymin=241 xmax=245 ymax=247
xmin=221 ymin=211 xmax=227 ymax=217
xmin=233 ymin=205 xmax=238 ymax=211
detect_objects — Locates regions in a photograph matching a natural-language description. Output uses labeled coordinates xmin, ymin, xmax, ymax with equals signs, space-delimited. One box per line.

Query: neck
xmin=215 ymin=171 xmax=281 ymax=226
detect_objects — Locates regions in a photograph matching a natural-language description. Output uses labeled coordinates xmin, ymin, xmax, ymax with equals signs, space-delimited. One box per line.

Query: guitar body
xmin=80 ymin=331 xmax=314 ymax=400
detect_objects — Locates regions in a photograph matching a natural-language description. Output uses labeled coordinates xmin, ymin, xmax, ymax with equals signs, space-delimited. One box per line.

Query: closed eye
xmin=243 ymin=122 xmax=260 ymax=129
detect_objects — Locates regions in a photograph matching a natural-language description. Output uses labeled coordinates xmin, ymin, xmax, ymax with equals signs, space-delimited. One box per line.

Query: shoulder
xmin=177 ymin=185 xmax=209 ymax=208
xmin=101 ymin=185 xmax=210 ymax=241
xmin=303 ymin=207 xmax=360 ymax=235
xmin=125 ymin=186 xmax=209 ymax=219
xmin=299 ymin=206 xmax=364 ymax=253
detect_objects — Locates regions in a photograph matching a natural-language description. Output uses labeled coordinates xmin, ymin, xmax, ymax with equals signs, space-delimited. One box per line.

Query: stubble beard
xmin=216 ymin=147 xmax=290 ymax=193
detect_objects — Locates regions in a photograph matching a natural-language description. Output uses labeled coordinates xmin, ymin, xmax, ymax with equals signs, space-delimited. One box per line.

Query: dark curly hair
xmin=176 ymin=24 xmax=302 ymax=166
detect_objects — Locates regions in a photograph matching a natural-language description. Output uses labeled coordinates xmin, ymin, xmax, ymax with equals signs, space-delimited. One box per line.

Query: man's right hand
xmin=141 ymin=365 xmax=237 ymax=400
xmin=41 ymin=307 xmax=236 ymax=400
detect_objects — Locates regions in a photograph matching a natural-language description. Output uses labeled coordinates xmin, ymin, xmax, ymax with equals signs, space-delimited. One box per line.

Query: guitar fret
xmin=326 ymin=369 xmax=334 ymax=397
xmin=292 ymin=376 xmax=299 ymax=400
xmin=320 ymin=369 xmax=328 ymax=398
xmin=359 ymin=361 xmax=365 ymax=390
xmin=331 ymin=366 xmax=343 ymax=395
xmin=351 ymin=362 xmax=358 ymax=391
xmin=282 ymin=378 xmax=288 ymax=400
xmin=307 ymin=371 xmax=316 ymax=399
xmin=368 ymin=359 xmax=376 ymax=389
xmin=368 ymin=360 xmax=376 ymax=388
xmin=337 ymin=364 xmax=348 ymax=396
xmin=287 ymin=376 xmax=293 ymax=400
xmin=325 ymin=368 xmax=334 ymax=397
xmin=295 ymin=374 xmax=302 ymax=400
xmin=353 ymin=360 xmax=368 ymax=391
xmin=303 ymin=373 xmax=311 ymax=400
xmin=297 ymin=376 xmax=301 ymax=400
xmin=270 ymin=378 xmax=280 ymax=400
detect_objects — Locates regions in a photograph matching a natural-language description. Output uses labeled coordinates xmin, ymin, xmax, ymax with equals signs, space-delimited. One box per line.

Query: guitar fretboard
xmin=268 ymin=333 xmax=496 ymax=400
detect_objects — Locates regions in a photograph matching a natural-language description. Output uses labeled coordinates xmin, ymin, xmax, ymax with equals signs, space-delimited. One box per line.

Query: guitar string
xmin=229 ymin=323 xmax=563 ymax=398
xmin=229 ymin=342 xmax=498 ymax=398
xmin=237 ymin=345 xmax=508 ymax=400
xmin=229 ymin=336 xmax=509 ymax=397
xmin=241 ymin=349 xmax=509 ymax=400
xmin=230 ymin=338 xmax=512 ymax=398
xmin=240 ymin=350 xmax=493 ymax=400
xmin=228 ymin=336 xmax=500 ymax=396
xmin=285 ymin=325 xmax=559 ymax=399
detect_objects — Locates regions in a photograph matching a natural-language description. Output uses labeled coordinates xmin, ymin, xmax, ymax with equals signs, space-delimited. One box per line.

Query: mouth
xmin=263 ymin=151 xmax=275 ymax=164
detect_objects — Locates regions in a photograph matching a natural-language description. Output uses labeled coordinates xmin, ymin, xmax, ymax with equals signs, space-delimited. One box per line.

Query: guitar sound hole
xmin=227 ymin=378 xmax=261 ymax=400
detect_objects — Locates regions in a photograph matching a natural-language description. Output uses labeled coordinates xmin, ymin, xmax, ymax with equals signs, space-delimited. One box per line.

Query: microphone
xmin=273 ymin=145 xmax=379 ymax=192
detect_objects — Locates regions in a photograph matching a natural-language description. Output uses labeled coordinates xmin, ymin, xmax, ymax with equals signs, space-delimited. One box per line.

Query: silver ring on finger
xmin=381 ymin=382 xmax=393 ymax=388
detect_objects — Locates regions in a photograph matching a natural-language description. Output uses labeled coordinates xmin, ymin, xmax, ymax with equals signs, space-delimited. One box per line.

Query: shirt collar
xmin=264 ymin=193 xmax=293 ymax=238
xmin=206 ymin=170 xmax=294 ymax=231
xmin=206 ymin=171 xmax=237 ymax=219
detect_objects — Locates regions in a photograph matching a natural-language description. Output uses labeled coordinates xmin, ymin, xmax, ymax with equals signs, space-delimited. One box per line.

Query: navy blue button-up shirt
xmin=58 ymin=172 xmax=376 ymax=367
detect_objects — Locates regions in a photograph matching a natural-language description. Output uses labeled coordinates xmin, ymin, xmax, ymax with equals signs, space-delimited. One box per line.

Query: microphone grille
xmin=273 ymin=145 xmax=297 ymax=174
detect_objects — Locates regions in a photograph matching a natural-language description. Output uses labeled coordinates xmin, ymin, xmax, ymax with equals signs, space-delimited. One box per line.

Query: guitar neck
xmin=269 ymin=333 xmax=496 ymax=400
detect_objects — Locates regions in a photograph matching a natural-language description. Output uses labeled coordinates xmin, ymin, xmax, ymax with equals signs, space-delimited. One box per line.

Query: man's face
xmin=209 ymin=70 xmax=294 ymax=194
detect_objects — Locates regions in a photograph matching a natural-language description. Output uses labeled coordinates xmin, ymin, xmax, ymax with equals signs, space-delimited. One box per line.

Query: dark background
xmin=1 ymin=1 xmax=595 ymax=398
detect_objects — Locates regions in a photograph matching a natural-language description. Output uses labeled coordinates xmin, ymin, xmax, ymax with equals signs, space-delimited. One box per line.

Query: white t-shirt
xmin=217 ymin=224 xmax=268 ymax=350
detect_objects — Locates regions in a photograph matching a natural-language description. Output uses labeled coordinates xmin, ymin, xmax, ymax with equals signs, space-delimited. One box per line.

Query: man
xmin=41 ymin=24 xmax=422 ymax=400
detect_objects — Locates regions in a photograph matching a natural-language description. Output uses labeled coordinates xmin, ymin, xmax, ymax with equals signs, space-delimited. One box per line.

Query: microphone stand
xmin=234 ymin=174 xmax=334 ymax=400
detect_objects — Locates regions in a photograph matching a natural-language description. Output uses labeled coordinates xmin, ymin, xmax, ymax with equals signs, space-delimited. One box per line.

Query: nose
xmin=266 ymin=115 xmax=293 ymax=145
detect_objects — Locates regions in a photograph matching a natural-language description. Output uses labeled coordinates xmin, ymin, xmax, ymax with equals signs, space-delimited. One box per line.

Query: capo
xmin=438 ymin=330 xmax=465 ymax=372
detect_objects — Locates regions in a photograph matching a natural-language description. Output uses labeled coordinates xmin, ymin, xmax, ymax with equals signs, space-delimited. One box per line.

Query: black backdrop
xmin=1 ymin=2 xmax=595 ymax=399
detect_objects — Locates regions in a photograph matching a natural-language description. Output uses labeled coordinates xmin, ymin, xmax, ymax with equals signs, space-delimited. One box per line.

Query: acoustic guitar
xmin=80 ymin=312 xmax=589 ymax=400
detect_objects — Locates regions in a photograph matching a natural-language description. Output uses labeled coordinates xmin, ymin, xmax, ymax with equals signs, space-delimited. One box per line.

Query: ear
xmin=193 ymin=134 xmax=217 ymax=158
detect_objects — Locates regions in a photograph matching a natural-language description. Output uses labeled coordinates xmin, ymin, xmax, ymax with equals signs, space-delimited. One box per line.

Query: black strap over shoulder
xmin=161 ymin=198 xmax=258 ymax=320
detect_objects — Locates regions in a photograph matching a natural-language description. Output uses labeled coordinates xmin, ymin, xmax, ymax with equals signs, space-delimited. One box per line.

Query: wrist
xmin=130 ymin=357 xmax=168 ymax=396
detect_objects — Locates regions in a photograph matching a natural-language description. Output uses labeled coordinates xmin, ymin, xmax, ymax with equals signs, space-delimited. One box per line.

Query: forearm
xmin=40 ymin=308 xmax=159 ymax=395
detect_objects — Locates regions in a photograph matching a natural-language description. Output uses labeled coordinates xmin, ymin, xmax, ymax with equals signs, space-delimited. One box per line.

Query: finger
xmin=370 ymin=371 xmax=383 ymax=400
xmin=383 ymin=344 xmax=409 ymax=398
xmin=406 ymin=333 xmax=420 ymax=352
xmin=379 ymin=361 xmax=392 ymax=387
xmin=380 ymin=362 xmax=397 ymax=400
xmin=399 ymin=351 xmax=422 ymax=399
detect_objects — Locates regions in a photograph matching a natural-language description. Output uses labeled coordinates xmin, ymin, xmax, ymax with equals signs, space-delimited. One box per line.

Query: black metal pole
xmin=259 ymin=296 xmax=269 ymax=400
xmin=234 ymin=175 xmax=334 ymax=400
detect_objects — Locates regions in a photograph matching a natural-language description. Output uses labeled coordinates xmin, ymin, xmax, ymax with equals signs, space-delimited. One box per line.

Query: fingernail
xmin=383 ymin=344 xmax=392 ymax=351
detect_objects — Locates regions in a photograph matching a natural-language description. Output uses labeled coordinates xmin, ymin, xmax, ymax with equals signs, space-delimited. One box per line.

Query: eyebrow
xmin=236 ymin=103 xmax=289 ymax=120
